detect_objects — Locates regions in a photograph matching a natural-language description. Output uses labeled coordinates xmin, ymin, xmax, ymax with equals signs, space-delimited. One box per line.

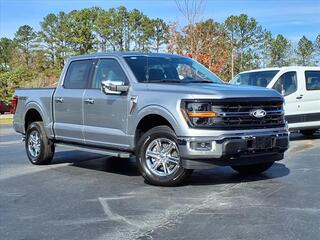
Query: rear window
xmin=305 ymin=71 xmax=320 ymax=91
xmin=64 ymin=60 xmax=92 ymax=89
xmin=231 ymin=70 xmax=279 ymax=87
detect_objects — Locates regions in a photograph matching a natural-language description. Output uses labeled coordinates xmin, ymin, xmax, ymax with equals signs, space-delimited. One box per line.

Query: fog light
xmin=189 ymin=141 xmax=215 ymax=151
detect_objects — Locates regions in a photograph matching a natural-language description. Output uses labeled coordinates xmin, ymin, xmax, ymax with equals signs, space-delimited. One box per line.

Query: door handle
xmin=296 ymin=94 xmax=303 ymax=99
xmin=84 ymin=98 xmax=95 ymax=104
xmin=55 ymin=97 xmax=64 ymax=103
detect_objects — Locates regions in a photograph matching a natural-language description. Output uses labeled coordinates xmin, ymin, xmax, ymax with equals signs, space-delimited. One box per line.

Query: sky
xmin=1 ymin=0 xmax=320 ymax=43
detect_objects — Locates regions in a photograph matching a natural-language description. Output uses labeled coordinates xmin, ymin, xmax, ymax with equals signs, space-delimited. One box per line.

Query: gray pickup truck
xmin=13 ymin=52 xmax=289 ymax=186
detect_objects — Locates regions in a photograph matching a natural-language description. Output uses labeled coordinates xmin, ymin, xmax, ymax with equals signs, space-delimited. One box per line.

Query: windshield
xmin=124 ymin=56 xmax=223 ymax=84
xmin=230 ymin=70 xmax=279 ymax=87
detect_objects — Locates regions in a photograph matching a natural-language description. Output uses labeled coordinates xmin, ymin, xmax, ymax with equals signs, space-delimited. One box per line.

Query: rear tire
xmin=25 ymin=121 xmax=55 ymax=165
xmin=136 ymin=125 xmax=190 ymax=186
xmin=231 ymin=162 xmax=274 ymax=175
xmin=300 ymin=129 xmax=317 ymax=136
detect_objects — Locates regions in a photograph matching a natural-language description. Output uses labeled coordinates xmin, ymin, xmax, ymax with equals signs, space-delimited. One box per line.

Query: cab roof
xmin=69 ymin=52 xmax=186 ymax=60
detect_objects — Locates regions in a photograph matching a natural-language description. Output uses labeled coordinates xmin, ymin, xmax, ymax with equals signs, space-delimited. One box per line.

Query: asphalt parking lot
xmin=1 ymin=124 xmax=320 ymax=240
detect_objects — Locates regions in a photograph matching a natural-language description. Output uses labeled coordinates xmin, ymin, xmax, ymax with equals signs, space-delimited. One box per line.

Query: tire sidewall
xmin=137 ymin=127 xmax=186 ymax=185
xmin=25 ymin=122 xmax=46 ymax=164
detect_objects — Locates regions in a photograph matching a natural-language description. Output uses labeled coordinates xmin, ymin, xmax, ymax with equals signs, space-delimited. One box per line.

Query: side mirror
xmin=275 ymin=83 xmax=284 ymax=95
xmin=101 ymin=80 xmax=129 ymax=95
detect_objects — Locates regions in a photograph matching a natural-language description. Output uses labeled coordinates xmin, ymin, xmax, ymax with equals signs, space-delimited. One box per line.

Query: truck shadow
xmin=289 ymin=132 xmax=320 ymax=141
xmin=186 ymin=163 xmax=290 ymax=186
xmin=73 ymin=157 xmax=140 ymax=177
xmin=51 ymin=150 xmax=140 ymax=176
xmin=51 ymin=150 xmax=289 ymax=185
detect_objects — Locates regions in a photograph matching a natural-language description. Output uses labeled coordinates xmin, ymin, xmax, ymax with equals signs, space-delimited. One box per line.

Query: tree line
xmin=0 ymin=6 xmax=320 ymax=103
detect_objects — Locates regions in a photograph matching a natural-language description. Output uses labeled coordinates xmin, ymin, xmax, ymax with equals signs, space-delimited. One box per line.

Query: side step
xmin=55 ymin=142 xmax=132 ymax=158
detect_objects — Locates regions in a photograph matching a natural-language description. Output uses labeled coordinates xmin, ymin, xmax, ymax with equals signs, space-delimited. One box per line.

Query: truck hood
xmin=146 ymin=83 xmax=282 ymax=99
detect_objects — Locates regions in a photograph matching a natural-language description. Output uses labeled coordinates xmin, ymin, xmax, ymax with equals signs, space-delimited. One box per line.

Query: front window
xmin=124 ymin=56 xmax=223 ymax=84
xmin=231 ymin=70 xmax=279 ymax=87
xmin=273 ymin=71 xmax=297 ymax=96
xmin=91 ymin=59 xmax=128 ymax=89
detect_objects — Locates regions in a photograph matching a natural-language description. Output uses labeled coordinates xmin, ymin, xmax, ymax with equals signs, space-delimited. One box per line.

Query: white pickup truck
xmin=231 ymin=66 xmax=320 ymax=136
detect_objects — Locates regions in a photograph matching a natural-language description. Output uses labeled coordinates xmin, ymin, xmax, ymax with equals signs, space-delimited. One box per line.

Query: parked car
xmin=12 ymin=52 xmax=289 ymax=186
xmin=230 ymin=66 xmax=320 ymax=136
xmin=0 ymin=101 xmax=11 ymax=114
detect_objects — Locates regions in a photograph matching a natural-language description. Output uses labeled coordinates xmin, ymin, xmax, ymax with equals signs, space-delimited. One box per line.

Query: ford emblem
xmin=250 ymin=109 xmax=267 ymax=118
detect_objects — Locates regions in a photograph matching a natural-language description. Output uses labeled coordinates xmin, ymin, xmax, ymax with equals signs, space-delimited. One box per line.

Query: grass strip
xmin=0 ymin=118 xmax=13 ymax=125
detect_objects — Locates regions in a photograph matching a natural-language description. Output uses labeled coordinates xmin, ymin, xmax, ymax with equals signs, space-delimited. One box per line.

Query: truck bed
xmin=13 ymin=88 xmax=56 ymax=135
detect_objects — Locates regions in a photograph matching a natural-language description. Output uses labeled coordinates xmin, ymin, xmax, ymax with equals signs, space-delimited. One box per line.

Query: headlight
xmin=181 ymin=100 xmax=218 ymax=127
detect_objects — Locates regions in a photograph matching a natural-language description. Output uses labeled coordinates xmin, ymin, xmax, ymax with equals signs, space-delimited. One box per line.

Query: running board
xmin=55 ymin=142 xmax=132 ymax=158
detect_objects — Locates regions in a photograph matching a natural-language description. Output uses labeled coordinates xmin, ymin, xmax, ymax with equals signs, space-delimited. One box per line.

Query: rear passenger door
xmin=83 ymin=58 xmax=130 ymax=149
xmin=299 ymin=70 xmax=320 ymax=122
xmin=53 ymin=59 xmax=94 ymax=143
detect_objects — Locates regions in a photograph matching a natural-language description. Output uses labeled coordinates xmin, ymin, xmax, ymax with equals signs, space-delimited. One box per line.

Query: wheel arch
xmin=133 ymin=105 xmax=181 ymax=147
xmin=23 ymin=102 xmax=52 ymax=137
xmin=25 ymin=108 xmax=43 ymax=132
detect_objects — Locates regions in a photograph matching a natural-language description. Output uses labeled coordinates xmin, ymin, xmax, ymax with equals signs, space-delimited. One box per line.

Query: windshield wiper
xmin=148 ymin=79 xmax=181 ymax=83
xmin=185 ymin=80 xmax=214 ymax=83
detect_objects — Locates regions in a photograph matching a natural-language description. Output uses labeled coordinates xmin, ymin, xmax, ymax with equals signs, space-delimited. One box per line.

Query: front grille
xmin=210 ymin=98 xmax=285 ymax=130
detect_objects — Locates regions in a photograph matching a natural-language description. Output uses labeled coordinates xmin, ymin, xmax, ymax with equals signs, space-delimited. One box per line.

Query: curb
xmin=0 ymin=114 xmax=13 ymax=119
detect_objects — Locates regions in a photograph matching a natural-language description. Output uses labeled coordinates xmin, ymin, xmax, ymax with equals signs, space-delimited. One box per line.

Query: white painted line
xmin=0 ymin=163 xmax=70 ymax=181
xmin=0 ymin=140 xmax=21 ymax=145
xmin=98 ymin=197 xmax=140 ymax=228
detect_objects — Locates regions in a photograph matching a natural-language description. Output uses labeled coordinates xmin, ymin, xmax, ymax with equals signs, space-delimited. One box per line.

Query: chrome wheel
xmin=28 ymin=130 xmax=41 ymax=158
xmin=145 ymin=138 xmax=180 ymax=177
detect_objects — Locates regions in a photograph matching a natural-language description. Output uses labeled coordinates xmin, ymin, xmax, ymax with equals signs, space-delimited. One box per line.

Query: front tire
xmin=231 ymin=162 xmax=274 ymax=175
xmin=136 ymin=125 xmax=190 ymax=186
xmin=25 ymin=121 xmax=55 ymax=165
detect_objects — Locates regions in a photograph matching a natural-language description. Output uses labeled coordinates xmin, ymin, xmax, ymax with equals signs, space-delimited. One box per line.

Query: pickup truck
xmin=230 ymin=66 xmax=320 ymax=136
xmin=13 ymin=52 xmax=289 ymax=186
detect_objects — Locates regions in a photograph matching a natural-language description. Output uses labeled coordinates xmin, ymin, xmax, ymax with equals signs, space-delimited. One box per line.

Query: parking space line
xmin=0 ymin=163 xmax=70 ymax=181
xmin=98 ymin=197 xmax=140 ymax=228
xmin=0 ymin=140 xmax=21 ymax=145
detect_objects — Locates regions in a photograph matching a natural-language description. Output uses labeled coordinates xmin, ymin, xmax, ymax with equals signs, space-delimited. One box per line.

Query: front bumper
xmin=178 ymin=129 xmax=289 ymax=169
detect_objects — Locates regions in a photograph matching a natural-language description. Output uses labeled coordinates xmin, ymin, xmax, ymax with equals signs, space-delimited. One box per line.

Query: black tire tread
xmin=136 ymin=125 xmax=190 ymax=186
xmin=25 ymin=121 xmax=54 ymax=165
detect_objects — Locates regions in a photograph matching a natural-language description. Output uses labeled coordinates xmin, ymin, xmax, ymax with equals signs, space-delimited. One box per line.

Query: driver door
xmin=83 ymin=58 xmax=130 ymax=149
xmin=272 ymin=71 xmax=300 ymax=123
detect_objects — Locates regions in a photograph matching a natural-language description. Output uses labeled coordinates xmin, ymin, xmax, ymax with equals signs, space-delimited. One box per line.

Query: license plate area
xmin=252 ymin=136 xmax=273 ymax=149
